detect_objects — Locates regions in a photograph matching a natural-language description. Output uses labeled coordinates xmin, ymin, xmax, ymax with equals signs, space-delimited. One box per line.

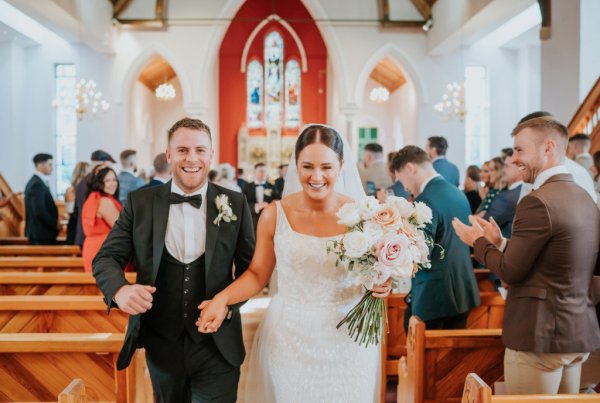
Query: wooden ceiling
xmin=369 ymin=57 xmax=406 ymax=93
xmin=137 ymin=56 xmax=176 ymax=91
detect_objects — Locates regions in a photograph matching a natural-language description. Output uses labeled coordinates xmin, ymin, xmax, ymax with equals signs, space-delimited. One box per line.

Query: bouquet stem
xmin=336 ymin=291 xmax=388 ymax=347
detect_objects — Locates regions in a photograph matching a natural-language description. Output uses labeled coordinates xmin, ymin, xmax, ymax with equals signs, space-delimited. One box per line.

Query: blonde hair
xmin=70 ymin=162 xmax=90 ymax=187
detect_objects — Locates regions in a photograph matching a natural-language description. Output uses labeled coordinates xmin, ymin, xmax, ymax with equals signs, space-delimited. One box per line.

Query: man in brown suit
xmin=452 ymin=115 xmax=600 ymax=394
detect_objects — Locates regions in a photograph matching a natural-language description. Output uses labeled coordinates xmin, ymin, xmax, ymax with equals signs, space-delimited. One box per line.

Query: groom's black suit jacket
xmin=93 ymin=181 xmax=255 ymax=370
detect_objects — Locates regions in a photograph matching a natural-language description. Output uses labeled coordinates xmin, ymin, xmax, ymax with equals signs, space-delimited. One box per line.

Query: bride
xmin=197 ymin=125 xmax=391 ymax=402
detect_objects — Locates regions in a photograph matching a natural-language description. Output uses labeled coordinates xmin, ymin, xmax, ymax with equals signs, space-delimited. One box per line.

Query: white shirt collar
xmin=34 ymin=171 xmax=48 ymax=182
xmin=171 ymin=180 xmax=208 ymax=198
xmin=121 ymin=168 xmax=136 ymax=176
xmin=155 ymin=176 xmax=169 ymax=184
xmin=420 ymin=173 xmax=441 ymax=194
xmin=509 ymin=181 xmax=523 ymax=191
xmin=532 ymin=165 xmax=569 ymax=190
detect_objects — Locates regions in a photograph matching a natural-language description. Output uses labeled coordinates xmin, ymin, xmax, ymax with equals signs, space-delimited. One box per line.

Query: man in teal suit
xmin=392 ymin=146 xmax=480 ymax=330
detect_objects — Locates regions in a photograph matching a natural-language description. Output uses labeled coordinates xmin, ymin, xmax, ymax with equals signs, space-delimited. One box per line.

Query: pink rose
xmin=378 ymin=234 xmax=411 ymax=267
xmin=372 ymin=205 xmax=402 ymax=229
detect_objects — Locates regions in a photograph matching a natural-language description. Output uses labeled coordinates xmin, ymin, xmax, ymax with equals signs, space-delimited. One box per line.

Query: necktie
xmin=169 ymin=193 xmax=202 ymax=209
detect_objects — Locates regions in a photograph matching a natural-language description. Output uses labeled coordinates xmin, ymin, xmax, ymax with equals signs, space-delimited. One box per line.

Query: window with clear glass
xmin=247 ymin=60 xmax=264 ymax=128
xmin=264 ymin=31 xmax=284 ymax=124
xmin=285 ymin=59 xmax=301 ymax=128
xmin=55 ymin=64 xmax=77 ymax=198
xmin=465 ymin=66 xmax=489 ymax=166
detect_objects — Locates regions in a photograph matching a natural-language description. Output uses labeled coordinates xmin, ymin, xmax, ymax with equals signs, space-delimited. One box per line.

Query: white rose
xmin=337 ymin=203 xmax=361 ymax=227
xmin=414 ymin=201 xmax=433 ymax=226
xmin=364 ymin=262 xmax=392 ymax=290
xmin=358 ymin=196 xmax=379 ymax=220
xmin=390 ymin=259 xmax=414 ymax=279
xmin=362 ymin=220 xmax=385 ymax=240
xmin=343 ymin=231 xmax=372 ymax=259
xmin=387 ymin=196 xmax=414 ymax=218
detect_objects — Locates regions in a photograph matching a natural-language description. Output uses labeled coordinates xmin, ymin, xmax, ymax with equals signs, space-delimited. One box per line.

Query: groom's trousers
xmin=142 ymin=326 xmax=240 ymax=403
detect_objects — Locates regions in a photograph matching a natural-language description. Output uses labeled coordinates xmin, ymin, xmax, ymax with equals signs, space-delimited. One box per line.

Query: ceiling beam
xmin=377 ymin=0 xmax=429 ymax=30
xmin=411 ymin=0 xmax=432 ymax=19
xmin=112 ymin=0 xmax=134 ymax=18
xmin=537 ymin=0 xmax=551 ymax=40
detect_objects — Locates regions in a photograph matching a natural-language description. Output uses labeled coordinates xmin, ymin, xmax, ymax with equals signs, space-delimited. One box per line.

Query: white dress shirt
xmin=255 ymin=182 xmax=265 ymax=204
xmin=34 ymin=171 xmax=50 ymax=187
xmin=165 ymin=181 xmax=208 ymax=263
xmin=419 ymin=173 xmax=441 ymax=195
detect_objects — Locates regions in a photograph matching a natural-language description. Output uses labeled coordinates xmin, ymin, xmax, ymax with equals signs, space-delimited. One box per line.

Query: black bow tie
xmin=169 ymin=193 xmax=202 ymax=209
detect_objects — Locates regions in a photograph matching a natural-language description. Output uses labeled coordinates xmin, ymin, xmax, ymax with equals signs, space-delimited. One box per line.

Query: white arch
xmin=353 ymin=43 xmax=427 ymax=109
xmin=240 ymin=14 xmax=308 ymax=73
xmin=118 ymin=43 xmax=193 ymax=109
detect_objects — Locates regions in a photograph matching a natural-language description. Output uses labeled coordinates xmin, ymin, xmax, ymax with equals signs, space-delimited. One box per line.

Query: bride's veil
xmin=281 ymin=124 xmax=366 ymax=201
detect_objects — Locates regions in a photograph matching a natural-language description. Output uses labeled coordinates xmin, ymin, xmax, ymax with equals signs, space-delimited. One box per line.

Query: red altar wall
xmin=219 ymin=0 xmax=328 ymax=165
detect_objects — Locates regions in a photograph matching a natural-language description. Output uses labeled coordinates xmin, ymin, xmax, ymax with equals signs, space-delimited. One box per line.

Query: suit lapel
xmin=205 ymin=183 xmax=220 ymax=278
xmin=152 ymin=181 xmax=171 ymax=283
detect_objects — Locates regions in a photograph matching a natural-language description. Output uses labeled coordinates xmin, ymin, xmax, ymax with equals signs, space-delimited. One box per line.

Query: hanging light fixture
xmin=369 ymin=86 xmax=390 ymax=103
xmin=434 ymin=81 xmax=465 ymax=121
xmin=155 ymin=82 xmax=176 ymax=101
xmin=52 ymin=78 xmax=110 ymax=120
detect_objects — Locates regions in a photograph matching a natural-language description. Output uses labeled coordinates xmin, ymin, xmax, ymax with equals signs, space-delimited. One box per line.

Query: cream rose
xmin=343 ymin=231 xmax=372 ymax=258
xmin=337 ymin=203 xmax=361 ymax=227
xmin=358 ymin=196 xmax=379 ymax=220
xmin=414 ymin=201 xmax=433 ymax=226
xmin=372 ymin=205 xmax=402 ymax=230
xmin=387 ymin=196 xmax=414 ymax=218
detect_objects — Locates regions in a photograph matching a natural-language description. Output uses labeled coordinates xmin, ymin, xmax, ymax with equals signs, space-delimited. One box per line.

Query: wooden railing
xmin=569 ymin=76 xmax=600 ymax=152
xmin=0 ymin=173 xmax=24 ymax=237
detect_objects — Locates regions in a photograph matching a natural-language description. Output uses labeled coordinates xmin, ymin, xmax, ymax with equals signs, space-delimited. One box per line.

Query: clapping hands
xmin=452 ymin=215 xmax=503 ymax=248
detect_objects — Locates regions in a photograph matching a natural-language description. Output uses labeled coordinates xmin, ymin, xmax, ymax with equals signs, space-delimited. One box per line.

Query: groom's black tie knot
xmin=169 ymin=193 xmax=202 ymax=209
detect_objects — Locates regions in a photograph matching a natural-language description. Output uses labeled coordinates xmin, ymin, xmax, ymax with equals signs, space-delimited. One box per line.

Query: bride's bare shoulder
xmin=280 ymin=192 xmax=302 ymax=209
xmin=337 ymin=193 xmax=355 ymax=205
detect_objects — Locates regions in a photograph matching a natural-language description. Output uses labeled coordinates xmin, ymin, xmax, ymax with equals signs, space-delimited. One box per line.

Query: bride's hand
xmin=197 ymin=297 xmax=228 ymax=333
xmin=371 ymin=278 xmax=393 ymax=298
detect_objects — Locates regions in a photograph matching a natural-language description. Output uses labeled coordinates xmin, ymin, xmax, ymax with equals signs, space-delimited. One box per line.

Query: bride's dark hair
xmin=294 ymin=125 xmax=344 ymax=162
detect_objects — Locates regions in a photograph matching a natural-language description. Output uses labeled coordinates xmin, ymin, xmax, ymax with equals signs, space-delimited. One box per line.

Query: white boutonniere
xmin=213 ymin=194 xmax=238 ymax=226
xmin=264 ymin=188 xmax=273 ymax=197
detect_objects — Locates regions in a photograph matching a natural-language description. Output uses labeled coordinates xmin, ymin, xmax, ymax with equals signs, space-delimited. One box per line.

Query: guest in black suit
xmin=71 ymin=150 xmax=115 ymax=246
xmin=236 ymin=168 xmax=248 ymax=191
xmin=464 ymin=165 xmax=482 ymax=213
xmin=24 ymin=153 xmax=59 ymax=245
xmin=93 ymin=118 xmax=255 ymax=402
xmin=274 ymin=164 xmax=288 ymax=197
xmin=140 ymin=153 xmax=171 ymax=190
xmin=242 ymin=162 xmax=279 ymax=232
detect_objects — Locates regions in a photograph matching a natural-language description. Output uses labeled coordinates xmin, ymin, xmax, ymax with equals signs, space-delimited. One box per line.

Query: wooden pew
xmin=0 ymin=236 xmax=67 ymax=245
xmin=0 ymin=295 xmax=128 ymax=333
xmin=0 ymin=256 xmax=84 ymax=272
xmin=0 ymin=245 xmax=80 ymax=256
xmin=397 ymin=316 xmax=504 ymax=403
xmin=0 ymin=272 xmax=136 ymax=296
xmin=0 ymin=333 xmax=142 ymax=403
xmin=461 ymin=373 xmax=599 ymax=403
xmin=59 ymin=378 xmax=87 ymax=403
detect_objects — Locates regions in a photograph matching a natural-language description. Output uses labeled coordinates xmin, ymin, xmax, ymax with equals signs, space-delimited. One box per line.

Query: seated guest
xmin=476 ymin=157 xmax=505 ymax=215
xmin=243 ymin=162 xmax=279 ymax=231
xmin=140 ymin=153 xmax=170 ymax=190
xmin=358 ymin=143 xmax=393 ymax=194
xmin=274 ymin=164 xmax=288 ymax=197
xmin=117 ymin=149 xmax=144 ymax=205
xmin=25 ymin=153 xmax=60 ymax=245
xmin=567 ymin=133 xmax=593 ymax=176
xmin=463 ymin=165 xmax=482 ymax=214
xmin=500 ymin=147 xmax=514 ymax=159
xmin=376 ymin=152 xmax=410 ymax=203
xmin=591 ymin=150 xmax=600 ymax=193
xmin=216 ymin=163 xmax=241 ymax=192
xmin=483 ymin=151 xmax=522 ymax=238
xmin=82 ymin=167 xmax=132 ymax=273
xmin=392 ymin=146 xmax=479 ymax=330
xmin=426 ymin=136 xmax=460 ymax=186
xmin=65 ymin=162 xmax=91 ymax=244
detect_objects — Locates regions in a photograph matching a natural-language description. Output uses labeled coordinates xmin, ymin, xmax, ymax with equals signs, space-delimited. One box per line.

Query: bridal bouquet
xmin=326 ymin=196 xmax=436 ymax=347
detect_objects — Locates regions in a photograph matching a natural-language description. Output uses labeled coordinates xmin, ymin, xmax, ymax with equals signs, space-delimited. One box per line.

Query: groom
xmin=93 ymin=118 xmax=256 ymax=403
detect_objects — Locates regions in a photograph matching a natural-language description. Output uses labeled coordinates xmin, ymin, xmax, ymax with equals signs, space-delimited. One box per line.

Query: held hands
xmin=197 ymin=297 xmax=229 ymax=333
xmin=371 ymin=278 xmax=393 ymax=299
xmin=114 ymin=284 xmax=156 ymax=315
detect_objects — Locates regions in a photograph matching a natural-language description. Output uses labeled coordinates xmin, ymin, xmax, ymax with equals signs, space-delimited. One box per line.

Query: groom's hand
xmin=197 ymin=299 xmax=228 ymax=333
xmin=114 ymin=284 xmax=156 ymax=315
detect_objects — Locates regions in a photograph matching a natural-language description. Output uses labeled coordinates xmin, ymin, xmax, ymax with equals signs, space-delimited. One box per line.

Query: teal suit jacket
xmin=412 ymin=176 xmax=480 ymax=321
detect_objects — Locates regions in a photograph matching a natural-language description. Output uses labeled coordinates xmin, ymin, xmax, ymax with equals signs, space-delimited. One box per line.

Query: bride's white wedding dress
xmin=244 ymin=201 xmax=379 ymax=403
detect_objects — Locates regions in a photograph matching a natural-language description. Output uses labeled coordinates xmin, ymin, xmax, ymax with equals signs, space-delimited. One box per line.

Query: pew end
xmin=58 ymin=378 xmax=87 ymax=403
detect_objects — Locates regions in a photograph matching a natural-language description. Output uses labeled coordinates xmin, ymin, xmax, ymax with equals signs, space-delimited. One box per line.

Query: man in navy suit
xmin=426 ymin=136 xmax=460 ymax=187
xmin=24 ymin=153 xmax=59 ymax=245
xmin=118 ymin=149 xmax=144 ymax=205
xmin=393 ymin=146 xmax=479 ymax=330
xmin=140 ymin=153 xmax=171 ymax=190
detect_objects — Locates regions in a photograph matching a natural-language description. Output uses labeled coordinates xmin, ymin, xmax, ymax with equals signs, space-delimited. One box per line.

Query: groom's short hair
xmin=168 ymin=118 xmax=212 ymax=143
xmin=391 ymin=146 xmax=431 ymax=171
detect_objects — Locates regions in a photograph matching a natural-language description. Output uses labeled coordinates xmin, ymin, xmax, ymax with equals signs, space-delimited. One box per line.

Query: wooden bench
xmin=59 ymin=378 xmax=87 ymax=403
xmin=0 ymin=236 xmax=67 ymax=245
xmin=0 ymin=245 xmax=80 ymax=256
xmin=0 ymin=333 xmax=142 ymax=403
xmin=0 ymin=295 xmax=128 ymax=333
xmin=0 ymin=256 xmax=84 ymax=272
xmin=397 ymin=316 xmax=504 ymax=403
xmin=461 ymin=373 xmax=599 ymax=402
xmin=0 ymin=272 xmax=136 ymax=296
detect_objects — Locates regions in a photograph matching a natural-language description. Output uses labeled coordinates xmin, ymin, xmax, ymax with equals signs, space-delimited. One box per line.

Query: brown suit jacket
xmin=474 ymin=173 xmax=600 ymax=353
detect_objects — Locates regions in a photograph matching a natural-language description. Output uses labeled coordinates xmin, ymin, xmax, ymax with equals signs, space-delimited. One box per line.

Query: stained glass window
xmin=264 ymin=31 xmax=283 ymax=124
xmin=55 ymin=64 xmax=77 ymax=198
xmin=247 ymin=60 xmax=263 ymax=128
xmin=285 ymin=59 xmax=301 ymax=127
